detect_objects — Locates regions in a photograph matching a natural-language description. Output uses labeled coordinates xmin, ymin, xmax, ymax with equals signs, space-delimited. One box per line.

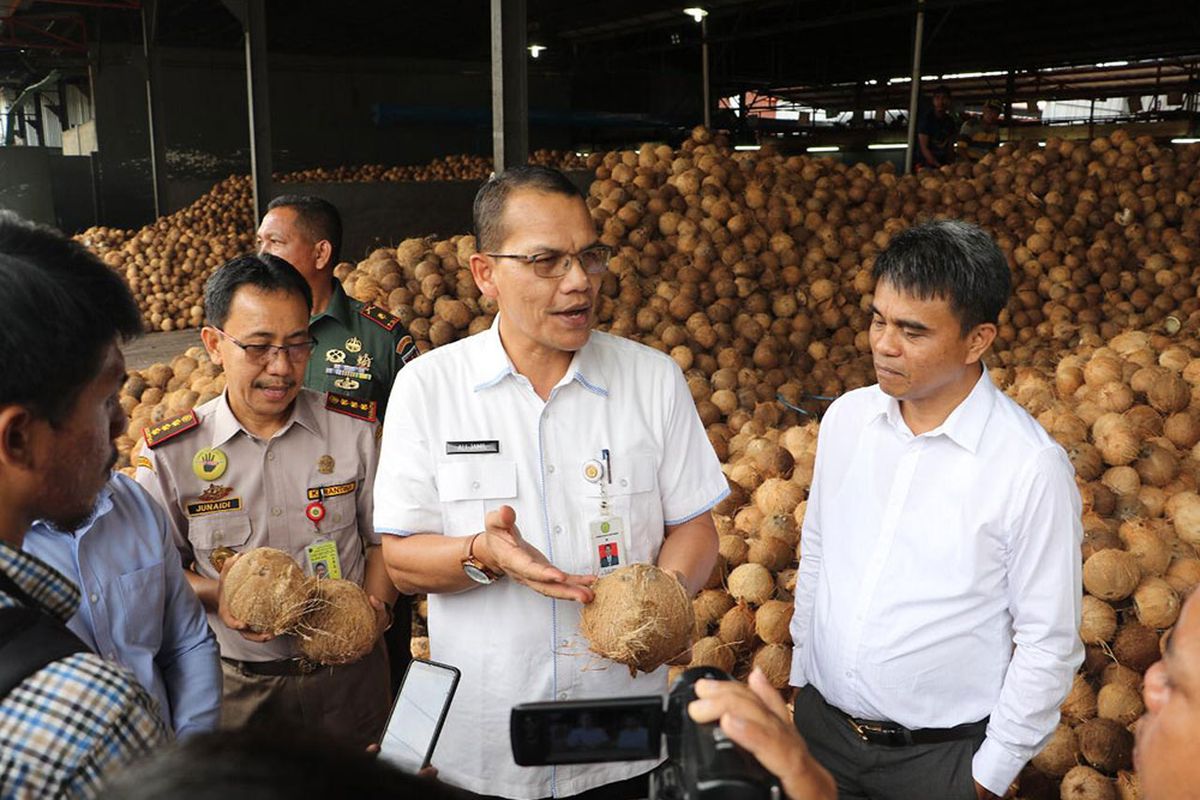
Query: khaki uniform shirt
xmin=306 ymin=281 xmax=417 ymax=422
xmin=134 ymin=388 xmax=380 ymax=662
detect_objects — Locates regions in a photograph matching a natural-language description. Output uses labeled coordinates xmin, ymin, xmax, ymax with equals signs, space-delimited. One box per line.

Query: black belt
xmin=221 ymin=656 xmax=317 ymax=677
xmin=814 ymin=689 xmax=988 ymax=747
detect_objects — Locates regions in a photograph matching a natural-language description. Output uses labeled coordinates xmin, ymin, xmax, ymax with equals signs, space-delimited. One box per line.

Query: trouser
xmin=459 ymin=772 xmax=650 ymax=800
xmin=792 ymin=685 xmax=987 ymax=800
xmin=220 ymin=640 xmax=391 ymax=751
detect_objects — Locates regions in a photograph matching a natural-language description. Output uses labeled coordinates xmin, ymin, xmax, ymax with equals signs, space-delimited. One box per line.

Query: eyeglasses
xmin=485 ymin=244 xmax=613 ymax=279
xmin=211 ymin=328 xmax=317 ymax=365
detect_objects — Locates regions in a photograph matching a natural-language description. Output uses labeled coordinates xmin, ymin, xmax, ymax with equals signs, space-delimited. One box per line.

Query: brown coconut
xmin=1060 ymin=765 xmax=1117 ymax=800
xmin=751 ymin=643 xmax=792 ymax=688
xmin=1077 ymin=717 xmax=1134 ymax=773
xmin=1061 ymin=674 xmax=1098 ymax=724
xmin=717 ymin=602 xmax=758 ymax=647
xmin=298 ymin=579 xmax=378 ymax=665
xmin=1096 ymin=683 xmax=1144 ymax=726
xmin=752 ymin=477 xmax=805 ymax=517
xmin=754 ymin=600 xmax=793 ymax=644
xmin=1165 ymin=557 xmax=1200 ymax=595
xmin=1133 ymin=576 xmax=1181 ymax=628
xmin=727 ymin=563 xmax=775 ymax=606
xmin=693 ymin=589 xmax=736 ymax=631
xmin=1032 ymin=722 xmax=1081 ymax=778
xmin=1100 ymin=663 xmax=1143 ymax=693
xmin=1115 ymin=770 xmax=1140 ymax=800
xmin=410 ymin=636 xmax=431 ymax=661
xmin=1112 ymin=622 xmax=1163 ymax=672
xmin=1080 ymin=595 xmax=1119 ymax=645
xmin=580 ymin=564 xmax=694 ymax=675
xmin=1167 ymin=491 xmax=1200 ymax=544
xmin=1083 ymin=550 xmax=1142 ymax=601
xmin=221 ymin=547 xmax=312 ymax=635
xmin=747 ymin=535 xmax=793 ymax=572
xmin=689 ymin=635 xmax=736 ymax=673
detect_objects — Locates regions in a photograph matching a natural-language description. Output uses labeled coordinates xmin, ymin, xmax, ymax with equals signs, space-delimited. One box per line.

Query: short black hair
xmin=933 ymin=85 xmax=951 ymax=97
xmin=0 ymin=212 xmax=142 ymax=425
xmin=96 ymin=727 xmax=463 ymax=800
xmin=204 ymin=253 xmax=314 ymax=328
xmin=872 ymin=219 xmax=1011 ymax=334
xmin=266 ymin=194 xmax=343 ymax=265
xmin=472 ymin=165 xmax=587 ymax=251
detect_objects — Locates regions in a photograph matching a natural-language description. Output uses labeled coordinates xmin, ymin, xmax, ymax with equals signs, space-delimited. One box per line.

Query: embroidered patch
xmin=186 ymin=497 xmax=243 ymax=516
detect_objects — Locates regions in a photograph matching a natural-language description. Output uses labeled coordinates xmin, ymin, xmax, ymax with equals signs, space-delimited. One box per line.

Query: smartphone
xmin=510 ymin=696 xmax=664 ymax=766
xmin=378 ymin=658 xmax=461 ymax=773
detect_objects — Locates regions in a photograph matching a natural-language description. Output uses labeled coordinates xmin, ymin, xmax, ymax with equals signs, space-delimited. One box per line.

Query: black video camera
xmin=510 ymin=667 xmax=781 ymax=800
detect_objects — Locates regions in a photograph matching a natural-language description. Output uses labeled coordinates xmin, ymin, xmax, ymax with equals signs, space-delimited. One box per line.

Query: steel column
xmin=904 ymin=0 xmax=925 ymax=173
xmin=490 ymin=0 xmax=528 ymax=175
xmin=141 ymin=0 xmax=167 ymax=217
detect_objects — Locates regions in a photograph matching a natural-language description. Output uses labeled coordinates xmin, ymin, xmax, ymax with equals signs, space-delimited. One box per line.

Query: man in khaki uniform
xmin=135 ymin=253 xmax=397 ymax=749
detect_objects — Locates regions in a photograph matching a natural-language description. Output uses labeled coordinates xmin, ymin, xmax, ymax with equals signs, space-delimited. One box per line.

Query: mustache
xmin=252 ymin=379 xmax=297 ymax=390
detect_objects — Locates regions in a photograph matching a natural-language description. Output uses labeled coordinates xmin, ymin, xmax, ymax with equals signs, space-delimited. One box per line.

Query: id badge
xmin=305 ymin=539 xmax=342 ymax=580
xmin=590 ymin=517 xmax=627 ymax=576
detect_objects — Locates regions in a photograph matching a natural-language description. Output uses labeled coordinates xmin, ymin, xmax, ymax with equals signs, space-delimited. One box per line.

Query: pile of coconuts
xmin=220 ymin=547 xmax=378 ymax=666
xmin=109 ymin=129 xmax=1200 ymax=798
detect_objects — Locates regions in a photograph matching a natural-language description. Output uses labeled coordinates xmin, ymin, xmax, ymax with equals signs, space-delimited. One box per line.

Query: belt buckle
xmin=847 ymin=718 xmax=898 ymax=745
xmin=297 ymin=657 xmax=318 ymax=675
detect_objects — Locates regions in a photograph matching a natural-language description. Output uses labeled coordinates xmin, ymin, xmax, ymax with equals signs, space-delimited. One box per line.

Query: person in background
xmin=957 ymin=99 xmax=1003 ymax=163
xmin=790 ymin=219 xmax=1083 ymax=800
xmin=376 ymin=166 xmax=726 ymax=799
xmin=24 ymin=470 xmax=221 ymax=738
xmin=257 ymin=195 xmax=416 ymax=692
xmin=915 ymin=85 xmax=957 ymax=171
xmin=134 ymin=254 xmax=396 ymax=750
xmin=0 ymin=212 xmax=167 ymax=796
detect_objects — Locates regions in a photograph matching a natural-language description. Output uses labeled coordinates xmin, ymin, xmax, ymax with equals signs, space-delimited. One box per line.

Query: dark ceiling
xmin=1 ymin=0 xmax=1197 ymax=103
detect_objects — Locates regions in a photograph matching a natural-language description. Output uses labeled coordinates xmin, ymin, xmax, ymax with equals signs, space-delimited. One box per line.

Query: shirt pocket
xmin=115 ymin=562 xmax=166 ymax=651
xmin=577 ymin=452 xmax=661 ymax=566
xmin=188 ymin=512 xmax=254 ymax=564
xmin=436 ymin=458 xmax=518 ymax=538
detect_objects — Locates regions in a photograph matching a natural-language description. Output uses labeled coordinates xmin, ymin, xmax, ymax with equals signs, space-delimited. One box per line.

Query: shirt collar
xmin=211 ymin=388 xmax=322 ymax=446
xmin=875 ymin=366 xmax=996 ymax=453
xmin=0 ymin=539 xmax=80 ymax=622
xmin=312 ymin=280 xmax=352 ymax=326
xmin=472 ymin=316 xmax=609 ymax=398
xmin=29 ymin=480 xmax=115 ymax=540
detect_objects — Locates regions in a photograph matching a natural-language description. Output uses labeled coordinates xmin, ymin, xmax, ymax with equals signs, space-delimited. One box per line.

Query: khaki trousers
xmin=220 ymin=641 xmax=391 ymax=750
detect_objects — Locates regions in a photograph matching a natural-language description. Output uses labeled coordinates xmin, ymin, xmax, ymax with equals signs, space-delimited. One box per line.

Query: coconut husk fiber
xmin=580 ymin=563 xmax=695 ymax=676
xmin=297 ymin=578 xmax=378 ymax=666
xmin=221 ymin=547 xmax=313 ymax=635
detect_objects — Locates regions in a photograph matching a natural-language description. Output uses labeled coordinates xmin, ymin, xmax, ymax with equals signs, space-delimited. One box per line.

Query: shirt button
xmin=560 ymin=639 xmax=569 ymax=647
xmin=89 ymin=593 xmax=98 ymax=603
xmin=472 ymin=481 xmax=481 ymax=490
xmin=272 ymin=507 xmax=282 ymax=517
xmin=547 ymin=465 xmax=555 ymax=474
xmin=558 ymin=692 xmax=568 ymax=700
xmin=108 ymin=652 xmax=116 ymax=660
xmin=845 ymin=670 xmax=854 ymax=678
xmin=554 ymin=525 xmax=562 ymax=534
xmin=620 ymin=478 xmax=628 ymax=487
xmin=267 ymin=452 xmax=276 ymax=461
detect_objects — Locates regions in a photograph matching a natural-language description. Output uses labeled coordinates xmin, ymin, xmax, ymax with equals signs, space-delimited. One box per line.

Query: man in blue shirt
xmin=24 ymin=471 xmax=221 ymax=737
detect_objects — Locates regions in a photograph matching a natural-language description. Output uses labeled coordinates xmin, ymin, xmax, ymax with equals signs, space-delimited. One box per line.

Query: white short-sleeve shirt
xmin=375 ymin=320 xmax=728 ymax=799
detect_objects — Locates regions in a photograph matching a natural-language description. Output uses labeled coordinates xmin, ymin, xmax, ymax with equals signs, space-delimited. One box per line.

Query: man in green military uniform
xmin=257 ymin=195 xmax=418 ymax=423
xmin=257 ymin=195 xmax=416 ymax=693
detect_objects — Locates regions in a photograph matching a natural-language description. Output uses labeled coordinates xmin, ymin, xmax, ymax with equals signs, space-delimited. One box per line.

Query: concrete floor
xmin=121 ymin=328 xmax=202 ymax=372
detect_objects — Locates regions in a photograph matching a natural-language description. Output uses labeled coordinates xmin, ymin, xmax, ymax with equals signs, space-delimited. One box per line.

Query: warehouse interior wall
xmin=87 ymin=43 xmax=573 ymax=230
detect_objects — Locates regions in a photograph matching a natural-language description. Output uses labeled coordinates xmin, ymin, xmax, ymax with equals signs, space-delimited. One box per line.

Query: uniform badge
xmin=318 ymin=455 xmax=335 ymax=474
xmin=334 ymin=377 xmax=361 ymax=391
xmin=326 ymin=349 xmax=346 ymax=364
xmin=356 ymin=353 xmax=373 ymax=370
xmin=326 ymin=392 xmax=378 ymax=423
xmin=361 ymin=304 xmax=400 ymax=332
xmin=583 ymin=460 xmax=604 ymax=483
xmin=198 ymin=484 xmax=233 ymax=501
xmin=135 ymin=455 xmax=154 ymax=473
xmin=345 ymin=337 xmax=363 ymax=353
xmin=396 ymin=334 xmax=418 ymax=364
xmin=192 ymin=448 xmax=228 ymax=481
xmin=143 ymin=410 xmax=199 ymax=449
xmin=305 ymin=500 xmax=326 ymax=524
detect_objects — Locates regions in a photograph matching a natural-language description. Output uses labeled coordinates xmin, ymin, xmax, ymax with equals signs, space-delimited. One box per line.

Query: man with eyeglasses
xmin=375 ymin=166 xmax=726 ymax=799
xmin=135 ymin=253 xmax=397 ymax=748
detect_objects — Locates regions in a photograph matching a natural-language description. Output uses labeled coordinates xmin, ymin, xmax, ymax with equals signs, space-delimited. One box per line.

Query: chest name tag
xmin=446 ymin=440 xmax=500 ymax=455
xmin=186 ymin=497 xmax=243 ymax=516
xmin=306 ymin=480 xmax=358 ymax=501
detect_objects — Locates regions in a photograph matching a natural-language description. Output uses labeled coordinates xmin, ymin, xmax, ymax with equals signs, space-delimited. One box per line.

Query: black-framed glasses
xmin=211 ymin=328 xmax=317 ymax=365
xmin=485 ymin=244 xmax=613 ymax=279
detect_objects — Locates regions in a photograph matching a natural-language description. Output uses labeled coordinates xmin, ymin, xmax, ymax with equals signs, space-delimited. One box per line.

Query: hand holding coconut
xmin=216 ymin=550 xmax=292 ymax=643
xmin=478 ymin=505 xmax=596 ymax=603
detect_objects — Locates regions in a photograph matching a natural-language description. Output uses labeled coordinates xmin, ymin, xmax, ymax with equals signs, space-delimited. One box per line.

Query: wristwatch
xmin=462 ymin=533 xmax=502 ymax=585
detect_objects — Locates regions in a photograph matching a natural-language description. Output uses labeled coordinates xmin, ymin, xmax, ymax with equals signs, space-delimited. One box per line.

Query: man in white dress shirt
xmin=375 ymin=166 xmax=726 ymax=800
xmin=790 ymin=219 xmax=1083 ymax=800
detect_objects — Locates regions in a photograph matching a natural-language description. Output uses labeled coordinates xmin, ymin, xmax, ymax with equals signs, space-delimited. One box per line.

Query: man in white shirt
xmin=790 ymin=219 xmax=1083 ymax=800
xmin=375 ymin=166 xmax=726 ymax=800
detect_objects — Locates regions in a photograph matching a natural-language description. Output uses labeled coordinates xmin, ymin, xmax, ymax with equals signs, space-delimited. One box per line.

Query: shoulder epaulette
xmin=326 ymin=392 xmax=378 ymax=423
xmin=360 ymin=304 xmax=400 ymax=332
xmin=143 ymin=409 xmax=200 ymax=449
